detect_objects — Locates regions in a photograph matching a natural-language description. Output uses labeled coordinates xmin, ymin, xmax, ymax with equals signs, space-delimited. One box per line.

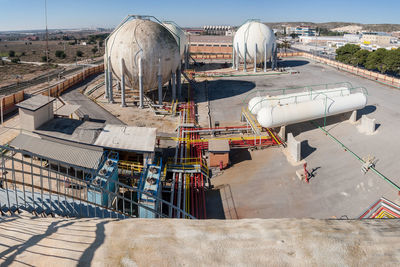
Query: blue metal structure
xmin=87 ymin=151 xmax=119 ymax=207
xmin=138 ymin=158 xmax=163 ymax=218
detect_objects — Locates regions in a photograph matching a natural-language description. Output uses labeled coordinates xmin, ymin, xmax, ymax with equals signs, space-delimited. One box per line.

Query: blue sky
xmin=0 ymin=0 xmax=399 ymax=31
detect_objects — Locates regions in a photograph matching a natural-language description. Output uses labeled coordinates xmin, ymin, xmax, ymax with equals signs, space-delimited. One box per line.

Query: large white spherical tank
xmin=233 ymin=21 xmax=276 ymax=63
xmin=107 ymin=19 xmax=180 ymax=91
xmin=162 ymin=22 xmax=188 ymax=58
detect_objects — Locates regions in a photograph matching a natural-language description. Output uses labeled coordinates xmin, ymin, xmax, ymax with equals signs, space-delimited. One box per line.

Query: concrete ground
xmin=0 ymin=212 xmax=399 ymax=266
xmin=206 ymin=57 xmax=400 ymax=219
xmin=61 ymin=79 xmax=123 ymax=125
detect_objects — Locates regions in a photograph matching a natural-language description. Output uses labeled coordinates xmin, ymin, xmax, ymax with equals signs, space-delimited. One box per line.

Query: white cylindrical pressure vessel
xmin=257 ymin=93 xmax=367 ymax=128
xmin=233 ymin=21 xmax=275 ymax=63
xmin=162 ymin=22 xmax=188 ymax=58
xmin=248 ymin=87 xmax=352 ymax=115
xmin=106 ymin=18 xmax=180 ymax=91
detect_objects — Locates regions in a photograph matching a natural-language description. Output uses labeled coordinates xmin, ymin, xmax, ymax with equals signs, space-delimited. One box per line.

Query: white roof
xmin=94 ymin=125 xmax=156 ymax=153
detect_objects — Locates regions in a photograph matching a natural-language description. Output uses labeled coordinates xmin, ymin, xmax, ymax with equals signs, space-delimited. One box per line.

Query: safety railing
xmin=118 ymin=160 xmax=144 ymax=174
xmin=247 ymin=86 xmax=368 ymax=114
xmin=0 ymin=145 xmax=195 ymax=219
xmin=242 ymin=81 xmax=355 ymax=107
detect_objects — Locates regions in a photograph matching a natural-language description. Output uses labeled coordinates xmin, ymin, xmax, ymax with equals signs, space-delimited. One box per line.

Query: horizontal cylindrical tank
xmin=162 ymin=22 xmax=188 ymax=58
xmin=106 ymin=18 xmax=180 ymax=91
xmin=257 ymin=93 xmax=367 ymax=128
xmin=233 ymin=21 xmax=275 ymax=63
xmin=248 ymin=87 xmax=352 ymax=115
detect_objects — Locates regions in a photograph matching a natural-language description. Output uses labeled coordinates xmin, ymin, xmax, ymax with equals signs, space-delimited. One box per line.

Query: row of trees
xmin=336 ymin=44 xmax=400 ymax=75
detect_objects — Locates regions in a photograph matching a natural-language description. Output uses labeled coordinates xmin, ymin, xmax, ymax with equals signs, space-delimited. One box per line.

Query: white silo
xmin=233 ymin=20 xmax=277 ymax=72
xmin=104 ymin=16 xmax=181 ymax=107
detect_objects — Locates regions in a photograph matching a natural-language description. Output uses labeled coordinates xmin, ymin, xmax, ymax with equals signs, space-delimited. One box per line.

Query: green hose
xmin=312 ymin=121 xmax=400 ymax=191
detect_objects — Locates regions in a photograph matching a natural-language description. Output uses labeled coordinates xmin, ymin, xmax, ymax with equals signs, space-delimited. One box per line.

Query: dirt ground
xmin=94 ymin=85 xmax=179 ymax=133
xmin=0 ymin=60 xmax=54 ymax=85
xmin=0 ymin=40 xmax=103 ymax=64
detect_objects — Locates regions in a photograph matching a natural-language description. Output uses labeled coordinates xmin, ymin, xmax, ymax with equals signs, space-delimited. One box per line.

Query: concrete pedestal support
xmin=138 ymin=57 xmax=144 ymax=109
xmin=360 ymin=115 xmax=376 ymax=135
xmin=235 ymin=43 xmax=239 ymax=71
xmin=288 ymin=133 xmax=301 ymax=163
xmin=349 ymin=110 xmax=357 ymax=123
xmin=278 ymin=125 xmax=286 ymax=142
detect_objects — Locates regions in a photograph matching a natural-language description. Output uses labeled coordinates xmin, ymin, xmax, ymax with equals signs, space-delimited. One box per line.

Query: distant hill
xmin=263 ymin=22 xmax=400 ymax=32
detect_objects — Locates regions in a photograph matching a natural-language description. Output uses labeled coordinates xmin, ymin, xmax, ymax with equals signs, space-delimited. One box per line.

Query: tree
xmin=279 ymin=40 xmax=291 ymax=53
xmin=8 ymin=50 xmax=15 ymax=57
xmin=383 ymin=48 xmax=400 ymax=75
xmin=55 ymin=50 xmax=66 ymax=58
xmin=91 ymin=47 xmax=98 ymax=55
xmin=365 ymin=48 xmax=389 ymax=73
xmin=41 ymin=56 xmax=47 ymax=62
xmin=335 ymin=44 xmax=360 ymax=64
xmin=11 ymin=57 xmax=20 ymax=63
xmin=76 ymin=50 xmax=83 ymax=57
xmin=352 ymin=49 xmax=370 ymax=67
xmin=290 ymin=33 xmax=297 ymax=39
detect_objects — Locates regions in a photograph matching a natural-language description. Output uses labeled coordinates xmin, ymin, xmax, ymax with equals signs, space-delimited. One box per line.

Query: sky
xmin=0 ymin=0 xmax=399 ymax=31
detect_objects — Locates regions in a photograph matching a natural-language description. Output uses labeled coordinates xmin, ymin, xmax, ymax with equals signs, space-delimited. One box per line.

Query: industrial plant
xmin=1 ymin=10 xmax=400 ymax=265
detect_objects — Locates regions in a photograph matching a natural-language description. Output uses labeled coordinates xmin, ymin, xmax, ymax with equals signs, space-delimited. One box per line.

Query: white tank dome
xmin=233 ymin=21 xmax=276 ymax=63
xmin=106 ymin=19 xmax=180 ymax=91
xmin=162 ymin=22 xmax=188 ymax=58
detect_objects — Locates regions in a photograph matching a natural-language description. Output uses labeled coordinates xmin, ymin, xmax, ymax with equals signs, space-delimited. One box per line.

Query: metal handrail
xmin=248 ymin=86 xmax=368 ymax=114
xmin=242 ymin=81 xmax=355 ymax=106
xmin=0 ymin=145 xmax=195 ymax=219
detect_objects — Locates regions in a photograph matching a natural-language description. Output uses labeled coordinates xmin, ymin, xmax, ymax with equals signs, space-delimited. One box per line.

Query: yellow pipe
xmin=267 ymin=128 xmax=281 ymax=145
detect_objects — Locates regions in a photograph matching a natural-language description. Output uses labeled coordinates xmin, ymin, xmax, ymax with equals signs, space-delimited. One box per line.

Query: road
xmin=61 ymin=77 xmax=124 ymax=125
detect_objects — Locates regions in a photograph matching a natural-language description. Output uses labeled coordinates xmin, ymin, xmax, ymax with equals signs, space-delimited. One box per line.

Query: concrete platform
xmin=0 ymin=212 xmax=399 ymax=266
xmin=205 ymin=57 xmax=400 ymax=219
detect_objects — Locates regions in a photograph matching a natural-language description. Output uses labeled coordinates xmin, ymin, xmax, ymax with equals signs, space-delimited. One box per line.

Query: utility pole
xmin=45 ymin=0 xmax=50 ymax=84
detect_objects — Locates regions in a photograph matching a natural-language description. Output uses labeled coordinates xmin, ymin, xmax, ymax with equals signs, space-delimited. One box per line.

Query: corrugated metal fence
xmin=1 ymin=64 xmax=104 ymax=115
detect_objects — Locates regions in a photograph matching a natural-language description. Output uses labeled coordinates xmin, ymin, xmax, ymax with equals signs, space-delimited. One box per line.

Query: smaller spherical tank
xmin=107 ymin=19 xmax=180 ymax=91
xmin=162 ymin=22 xmax=188 ymax=58
xmin=233 ymin=21 xmax=276 ymax=63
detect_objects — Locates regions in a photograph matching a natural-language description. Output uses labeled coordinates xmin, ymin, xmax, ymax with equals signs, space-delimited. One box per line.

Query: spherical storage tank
xmin=106 ymin=18 xmax=180 ymax=91
xmin=162 ymin=22 xmax=188 ymax=58
xmin=233 ymin=21 xmax=276 ymax=63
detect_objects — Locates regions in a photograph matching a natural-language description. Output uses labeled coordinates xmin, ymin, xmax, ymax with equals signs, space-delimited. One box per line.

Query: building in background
xmin=361 ymin=32 xmax=393 ymax=46
xmin=286 ymin=26 xmax=316 ymax=36
xmin=203 ymin=25 xmax=234 ymax=36
xmin=331 ymin=25 xmax=363 ymax=34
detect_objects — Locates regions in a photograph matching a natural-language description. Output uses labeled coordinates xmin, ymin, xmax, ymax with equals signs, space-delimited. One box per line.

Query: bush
xmin=21 ymin=52 xmax=26 ymax=56
xmin=11 ymin=57 xmax=20 ymax=63
xmin=41 ymin=56 xmax=48 ymax=62
xmin=91 ymin=47 xmax=98 ymax=55
xmin=76 ymin=50 xmax=83 ymax=57
xmin=55 ymin=50 xmax=66 ymax=58
xmin=8 ymin=50 xmax=15 ymax=57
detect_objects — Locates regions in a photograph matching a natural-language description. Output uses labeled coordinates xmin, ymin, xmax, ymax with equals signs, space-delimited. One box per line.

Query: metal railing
xmin=0 ymin=145 xmax=195 ymax=219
